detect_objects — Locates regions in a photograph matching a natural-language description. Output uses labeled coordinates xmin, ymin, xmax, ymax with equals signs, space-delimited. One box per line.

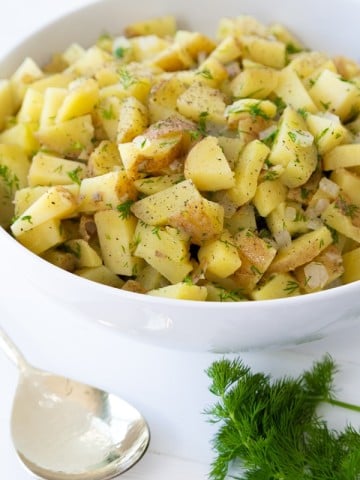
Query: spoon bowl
xmin=0 ymin=327 xmax=150 ymax=480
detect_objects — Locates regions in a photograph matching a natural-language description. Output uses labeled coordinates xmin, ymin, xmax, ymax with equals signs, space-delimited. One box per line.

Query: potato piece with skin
xmin=119 ymin=116 xmax=195 ymax=178
xmin=28 ymin=152 xmax=86 ymax=187
xmin=342 ymin=247 xmax=360 ymax=284
xmin=42 ymin=249 xmax=77 ymax=272
xmin=94 ymin=210 xmax=143 ymax=276
xmin=321 ymin=196 xmax=360 ymax=243
xmin=177 ymin=83 xmax=226 ymax=126
xmin=36 ymin=114 xmax=94 ymax=158
xmin=232 ymin=229 xmax=277 ymax=293
xmin=11 ymin=186 xmax=78 ymax=237
xmin=294 ymin=245 xmax=344 ymax=292
xmin=251 ymin=272 xmax=300 ymax=300
xmin=78 ymin=171 xmax=137 ymax=213
xmin=0 ymin=80 xmax=15 ymax=132
xmin=323 ymin=144 xmax=360 ymax=171
xmin=64 ymin=239 xmax=102 ymax=268
xmin=184 ymin=136 xmax=235 ymax=191
xmin=267 ymin=226 xmax=333 ymax=273
xmin=228 ymin=139 xmax=270 ymax=206
xmin=117 ymin=96 xmax=149 ymax=143
xmin=15 ymin=218 xmax=65 ymax=254
xmin=75 ymin=265 xmax=124 ymax=288
xmin=134 ymin=222 xmax=192 ymax=284
xmin=199 ymin=230 xmax=241 ymax=278
xmin=309 ymin=69 xmax=360 ymax=121
xmin=148 ymin=283 xmax=207 ymax=300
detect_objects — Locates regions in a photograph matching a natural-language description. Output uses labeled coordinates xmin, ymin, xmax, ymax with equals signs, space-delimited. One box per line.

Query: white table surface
xmin=1 ymin=1 xmax=360 ymax=479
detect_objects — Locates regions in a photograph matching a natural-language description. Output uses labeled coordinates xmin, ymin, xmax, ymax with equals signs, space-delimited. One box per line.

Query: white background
xmin=0 ymin=1 xmax=360 ymax=479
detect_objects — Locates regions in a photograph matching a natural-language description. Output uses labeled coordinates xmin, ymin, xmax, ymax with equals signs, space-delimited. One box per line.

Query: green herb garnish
xmin=205 ymin=355 xmax=360 ymax=480
xmin=116 ymin=200 xmax=135 ymax=219
xmin=67 ymin=166 xmax=83 ymax=185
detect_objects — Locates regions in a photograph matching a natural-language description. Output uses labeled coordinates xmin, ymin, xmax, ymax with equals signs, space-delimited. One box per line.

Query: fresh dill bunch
xmin=205 ymin=355 xmax=360 ymax=480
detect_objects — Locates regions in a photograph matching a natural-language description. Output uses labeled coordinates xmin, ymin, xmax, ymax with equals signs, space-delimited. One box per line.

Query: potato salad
xmin=1 ymin=14 xmax=360 ymax=301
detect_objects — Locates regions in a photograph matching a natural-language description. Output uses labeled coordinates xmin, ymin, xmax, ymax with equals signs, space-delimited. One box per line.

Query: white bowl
xmin=0 ymin=0 xmax=359 ymax=352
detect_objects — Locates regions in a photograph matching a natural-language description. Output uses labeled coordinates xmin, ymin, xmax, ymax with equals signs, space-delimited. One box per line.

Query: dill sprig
xmin=205 ymin=355 xmax=360 ymax=480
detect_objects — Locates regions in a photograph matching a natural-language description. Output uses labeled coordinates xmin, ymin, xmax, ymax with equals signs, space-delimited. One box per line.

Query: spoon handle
xmin=0 ymin=326 xmax=28 ymax=371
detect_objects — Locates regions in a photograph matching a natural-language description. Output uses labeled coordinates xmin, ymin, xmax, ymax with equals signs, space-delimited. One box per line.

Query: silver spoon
xmin=0 ymin=326 xmax=150 ymax=480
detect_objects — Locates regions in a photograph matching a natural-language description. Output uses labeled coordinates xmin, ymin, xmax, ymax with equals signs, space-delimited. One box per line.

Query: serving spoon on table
xmin=0 ymin=326 xmax=150 ymax=480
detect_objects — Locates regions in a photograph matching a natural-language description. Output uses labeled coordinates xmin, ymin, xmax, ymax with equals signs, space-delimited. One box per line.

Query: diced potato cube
xmin=0 ymin=122 xmax=39 ymax=156
xmin=228 ymin=139 xmax=270 ymax=206
xmin=184 ymin=136 xmax=235 ymax=191
xmin=28 ymin=152 xmax=86 ymax=187
xmin=175 ymin=30 xmax=216 ymax=59
xmin=17 ymin=88 xmax=44 ymax=123
xmin=134 ymin=222 xmax=192 ymax=284
xmin=131 ymin=179 xmax=224 ymax=244
xmin=267 ymin=226 xmax=333 ymax=273
xmin=64 ymin=238 xmax=102 ymax=268
xmin=209 ymin=36 xmax=241 ymax=64
xmin=230 ymin=66 xmax=279 ymax=99
xmin=94 ymin=210 xmax=142 ymax=276
xmin=305 ymin=113 xmax=349 ymax=155
xmin=16 ymin=218 xmax=65 ymax=254
xmin=75 ymin=265 xmax=124 ymax=288
xmin=198 ymin=230 xmax=241 ymax=278
xmin=0 ymin=144 xmax=31 ymax=227
xmin=150 ymin=44 xmax=194 ymax=72
xmin=39 ymin=87 xmax=67 ymax=127
xmin=11 ymin=186 xmax=78 ymax=237
xmin=323 ymin=144 xmax=360 ymax=171
xmin=309 ymin=69 xmax=360 ymax=121
xmin=267 ymin=201 xmax=308 ymax=237
xmin=225 ymin=204 xmax=257 ymax=235
xmin=78 ymin=171 xmax=137 ymax=212
xmin=56 ymin=78 xmax=99 ymax=122
xmin=124 ymin=15 xmax=176 ymax=38
xmin=147 ymin=283 xmax=207 ymax=300
xmin=177 ymin=83 xmax=226 ymax=126
xmin=0 ymin=80 xmax=15 ymax=131
xmin=330 ymin=168 xmax=360 ymax=206
xmin=87 ymin=140 xmax=122 ymax=177
xmin=11 ymin=57 xmax=44 ymax=108
xmin=251 ymin=272 xmax=300 ymax=300
xmin=117 ymin=96 xmax=148 ymax=143
xmin=36 ymin=114 xmax=94 ymax=157
xmin=95 ymin=96 xmax=122 ymax=142
xmin=342 ymin=247 xmax=360 ymax=283
xmin=130 ymin=35 xmax=170 ymax=62
xmin=148 ymin=76 xmax=188 ymax=123
xmin=240 ymin=35 xmax=286 ymax=69
xmin=232 ymin=229 xmax=277 ymax=292
xmin=134 ymin=173 xmax=184 ymax=195
xmin=321 ymin=196 xmax=360 ymax=243
xmin=273 ymin=67 xmax=317 ymax=113
xmin=253 ymin=179 xmax=288 ymax=217
xmin=136 ymin=264 xmax=169 ymax=291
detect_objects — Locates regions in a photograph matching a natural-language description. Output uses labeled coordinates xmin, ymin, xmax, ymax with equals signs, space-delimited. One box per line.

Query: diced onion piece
xmin=319 ymin=177 xmax=339 ymax=198
xmin=304 ymin=262 xmax=329 ymax=289
xmin=274 ymin=230 xmax=292 ymax=248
